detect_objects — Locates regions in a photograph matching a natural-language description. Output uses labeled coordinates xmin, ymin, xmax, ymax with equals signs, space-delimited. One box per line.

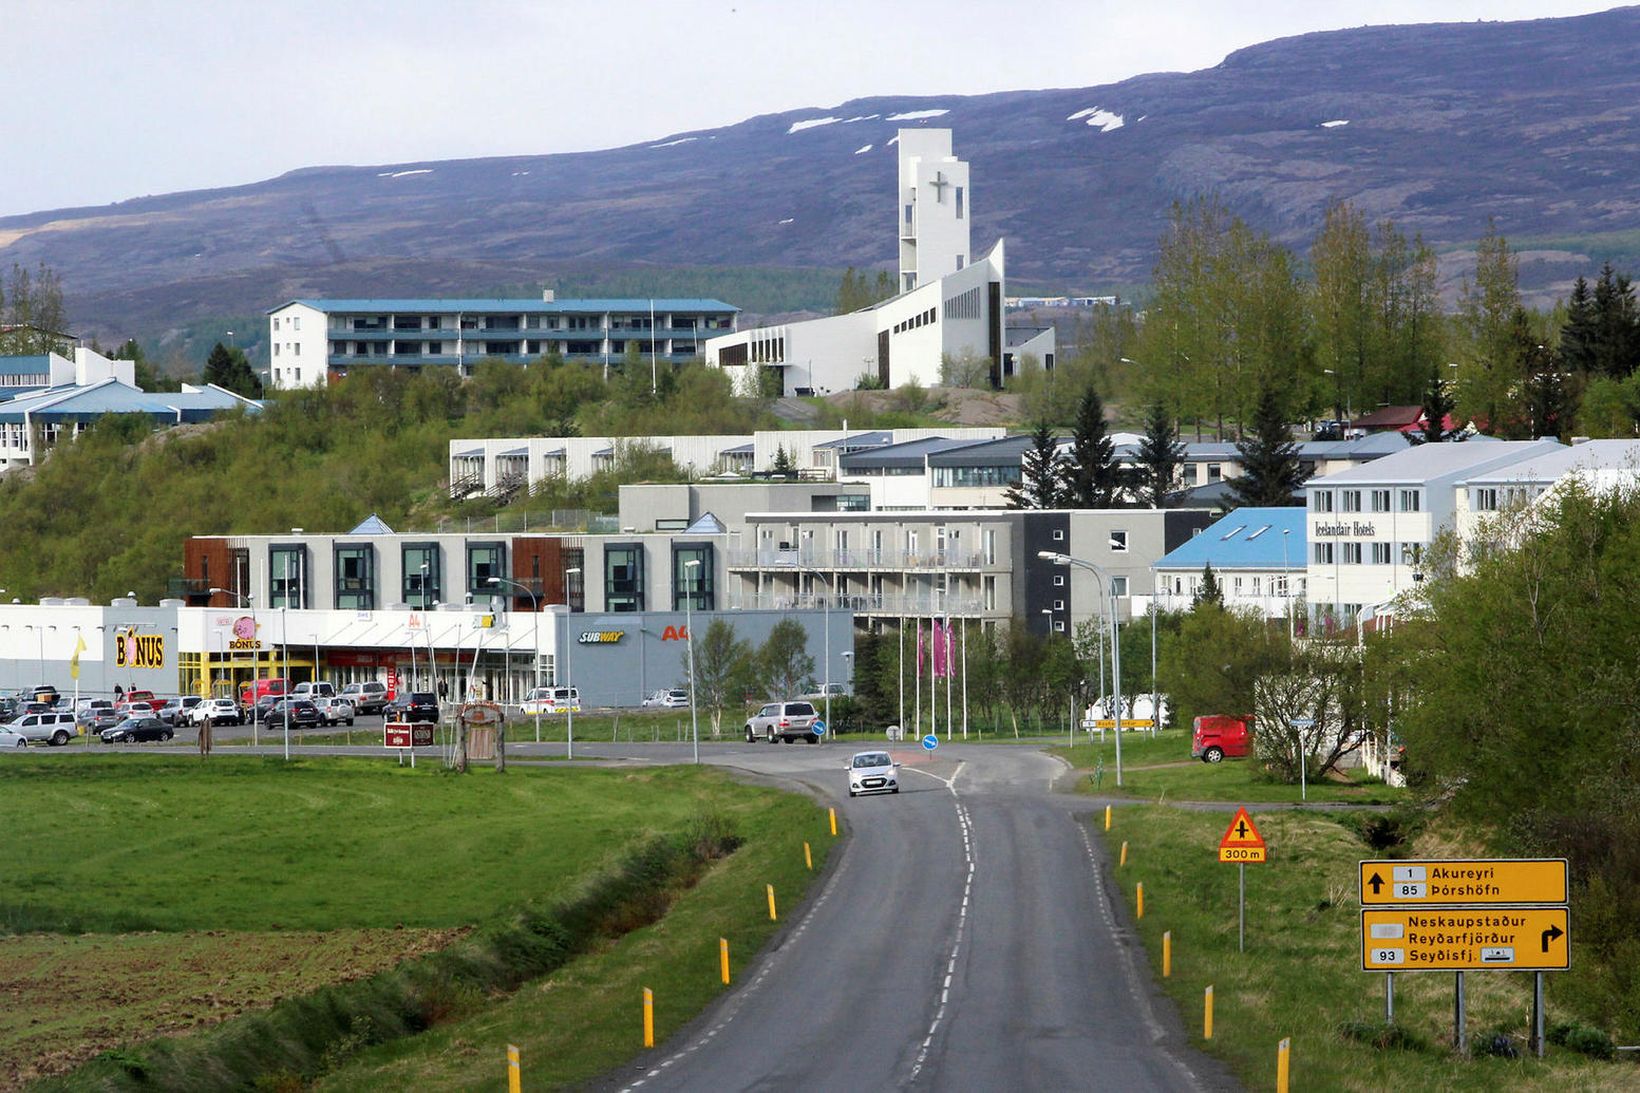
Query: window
xmin=1474 ymin=487 xmax=1498 ymax=511
xmin=1371 ymin=489 xmax=1391 ymax=513
xmin=1109 ymin=530 xmax=1129 ymax=553
xmin=1342 ymin=542 xmax=1363 ymax=564
xmin=293 ymin=343 xmax=301 ymax=356
xmin=983 ymin=576 xmax=996 ymax=610
xmin=956 ymin=254 xmax=965 ymax=269
xmin=1401 ymin=543 xmax=1424 ymax=566
xmin=466 ymin=542 xmax=506 ymax=599
xmin=273 ymin=317 xmax=280 ymax=332
xmin=1400 ymin=489 xmax=1422 ymax=512
xmin=1250 ymin=576 xmax=1262 ymax=595
xmin=273 ymin=343 xmax=280 ymax=356
xmin=1207 ymin=464 xmax=1222 ymax=482
xmin=672 ymin=543 xmax=714 ymax=611
xmin=983 ymin=529 xmax=996 ymax=565
xmin=334 ymin=545 xmax=376 ymax=610
xmin=270 ymin=545 xmax=307 ymax=608
xmin=1371 ymin=542 xmax=1392 ymax=565
xmin=605 ymin=544 xmax=645 ymax=612
xmin=1341 ymin=490 xmax=1362 ymax=513
xmin=1053 ymin=599 xmax=1065 ymax=611
xmin=563 ymin=548 xmax=585 ymax=611
xmin=1052 ymin=529 xmax=1065 ymax=541
xmin=1314 ymin=542 xmax=1334 ymax=564
xmin=956 ymin=186 xmax=964 ymax=218
xmin=1111 ymin=576 xmax=1128 ymax=597
xmin=293 ymin=316 xmax=300 ymax=331
xmin=1053 ymin=574 xmax=1065 ymax=587
xmin=1312 ymin=490 xmax=1333 ymax=513
xmin=403 ymin=543 xmax=440 ymax=606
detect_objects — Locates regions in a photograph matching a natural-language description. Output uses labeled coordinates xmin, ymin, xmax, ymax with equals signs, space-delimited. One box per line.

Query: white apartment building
xmin=266 ymin=296 xmax=739 ymax=390
xmin=1147 ymin=507 xmax=1308 ymax=620
xmin=704 ymin=130 xmax=1053 ymax=395
xmin=1304 ymin=439 xmax=1563 ymax=623
xmin=1455 ymin=439 xmax=1640 ymax=544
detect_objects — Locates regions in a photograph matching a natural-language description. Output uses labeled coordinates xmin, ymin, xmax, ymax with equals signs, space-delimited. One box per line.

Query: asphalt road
xmin=575 ymin=740 xmax=1239 ymax=1093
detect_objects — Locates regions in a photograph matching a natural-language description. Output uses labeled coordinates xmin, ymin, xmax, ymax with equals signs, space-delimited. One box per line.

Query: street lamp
xmin=212 ymin=587 xmax=257 ymax=747
xmin=1038 ymin=550 xmax=1125 ymax=786
xmin=563 ymin=566 xmax=581 ymax=760
xmin=683 ymin=559 xmax=701 ymax=764
xmin=488 ymin=576 xmax=542 ymax=744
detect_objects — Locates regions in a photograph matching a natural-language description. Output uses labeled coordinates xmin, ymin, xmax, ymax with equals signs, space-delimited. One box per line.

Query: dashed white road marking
xmin=906 ymin=763 xmax=973 ymax=1084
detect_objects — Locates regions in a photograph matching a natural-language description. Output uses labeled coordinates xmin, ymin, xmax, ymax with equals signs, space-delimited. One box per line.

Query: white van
xmin=292 ymin=681 xmax=336 ymax=700
xmin=521 ymin=686 xmax=580 ymax=715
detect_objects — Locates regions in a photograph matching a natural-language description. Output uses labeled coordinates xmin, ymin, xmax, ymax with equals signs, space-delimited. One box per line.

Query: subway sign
xmin=578 ymin=630 xmax=626 ymax=645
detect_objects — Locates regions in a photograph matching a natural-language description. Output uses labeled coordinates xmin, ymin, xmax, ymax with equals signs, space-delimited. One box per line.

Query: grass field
xmin=1 ymin=752 xmax=831 ymax=1087
xmin=1100 ymin=805 xmax=1629 ymax=1090
xmin=1048 ymin=730 xmax=1406 ymax=804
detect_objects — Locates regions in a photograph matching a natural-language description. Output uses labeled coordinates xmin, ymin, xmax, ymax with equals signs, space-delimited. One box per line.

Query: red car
xmin=1192 ymin=715 xmax=1252 ymax=763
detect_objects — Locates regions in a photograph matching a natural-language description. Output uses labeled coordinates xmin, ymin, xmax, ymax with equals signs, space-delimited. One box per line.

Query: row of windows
xmin=892 ymin=308 xmax=938 ymax=336
xmin=748 ymin=335 xmax=784 ymax=365
xmin=932 ymin=464 xmax=1022 ymax=488
xmin=229 ymin=543 xmax=711 ymax=612
xmin=1163 ymin=574 xmax=1306 ymax=597
xmin=272 ymin=342 xmax=302 ymax=356
xmin=1312 ymin=542 xmax=1424 ymax=566
xmin=271 ymin=316 xmax=302 ymax=332
xmin=943 ymin=286 xmax=983 ymax=322
xmin=1311 ymin=488 xmax=1422 ymax=513
xmin=1472 ymin=485 xmax=1540 ymax=511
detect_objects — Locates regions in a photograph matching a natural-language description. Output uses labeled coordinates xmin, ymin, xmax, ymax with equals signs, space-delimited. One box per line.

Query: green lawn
xmin=1048 ymin=730 xmax=1406 ymax=805
xmin=1102 ymin=806 xmax=1626 ymax=1091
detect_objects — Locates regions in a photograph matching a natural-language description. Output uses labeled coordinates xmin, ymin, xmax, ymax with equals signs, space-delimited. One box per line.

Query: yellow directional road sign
xmin=1361 ymin=906 xmax=1570 ymax=971
xmin=1358 ymin=858 xmax=1567 ymax=906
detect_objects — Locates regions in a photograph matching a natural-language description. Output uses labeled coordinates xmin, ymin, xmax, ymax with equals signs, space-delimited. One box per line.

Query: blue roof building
xmin=0 ymin=379 xmax=260 ymax=472
xmin=1150 ymin=507 xmax=1307 ymax=619
xmin=266 ymin=294 xmax=741 ymax=391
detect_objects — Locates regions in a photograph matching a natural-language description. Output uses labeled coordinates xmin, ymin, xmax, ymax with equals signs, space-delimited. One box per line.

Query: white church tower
xmin=897 ymin=130 xmax=971 ymax=293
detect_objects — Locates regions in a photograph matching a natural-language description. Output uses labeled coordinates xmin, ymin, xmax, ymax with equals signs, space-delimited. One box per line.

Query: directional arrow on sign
xmin=1367 ymin=872 xmax=1385 ymax=896
xmin=1234 ymin=816 xmax=1251 ymax=839
xmin=1541 ymin=924 xmax=1564 ymax=952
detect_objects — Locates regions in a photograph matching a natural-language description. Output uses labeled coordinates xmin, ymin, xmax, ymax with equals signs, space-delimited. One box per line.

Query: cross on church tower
xmin=929 ymin=171 xmax=950 ymax=203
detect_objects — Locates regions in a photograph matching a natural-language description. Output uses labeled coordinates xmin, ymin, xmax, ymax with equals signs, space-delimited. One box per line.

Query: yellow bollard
xmin=643 ymin=987 xmax=654 ymax=1048
xmin=1136 ymin=882 xmax=1144 ymax=919
xmin=1104 ymin=804 xmax=1112 ymax=831
xmin=720 ymin=937 xmax=731 ymax=984
xmin=1277 ymin=1037 xmax=1290 ymax=1093
xmin=1163 ymin=931 xmax=1171 ymax=978
xmin=767 ymin=883 xmax=778 ymax=921
xmin=804 ymin=841 xmax=813 ymax=871
xmin=829 ymin=807 xmax=838 ymax=836
xmin=1204 ymin=986 xmax=1214 ymax=1039
xmin=507 ymin=1043 xmax=521 ymax=1093
xmin=1120 ymin=840 xmax=1128 ymax=867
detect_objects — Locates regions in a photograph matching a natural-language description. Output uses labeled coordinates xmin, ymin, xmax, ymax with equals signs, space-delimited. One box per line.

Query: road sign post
xmin=1218 ymin=807 xmax=1267 ymax=954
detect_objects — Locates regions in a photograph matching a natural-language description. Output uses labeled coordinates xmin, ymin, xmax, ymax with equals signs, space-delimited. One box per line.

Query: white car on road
xmin=846 ymin=750 xmax=901 ymax=797
xmin=0 ymin=726 xmax=26 ymax=749
xmin=642 ymin=689 xmax=689 ymax=708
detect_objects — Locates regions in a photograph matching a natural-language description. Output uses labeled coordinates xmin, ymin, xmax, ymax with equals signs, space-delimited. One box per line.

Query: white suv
xmin=8 ymin=711 xmax=77 ymax=746
xmin=340 ymin=681 xmax=389 ymax=714
xmin=744 ymin=701 xmax=820 ymax=744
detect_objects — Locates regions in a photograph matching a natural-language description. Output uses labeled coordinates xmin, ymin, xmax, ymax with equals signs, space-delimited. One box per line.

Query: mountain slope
xmin=5 ymin=7 xmax=1640 ymax=345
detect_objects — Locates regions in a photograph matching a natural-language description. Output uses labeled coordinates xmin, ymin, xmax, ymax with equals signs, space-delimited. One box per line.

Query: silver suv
xmin=744 ymin=701 xmax=820 ymax=744
xmin=8 ymin=711 xmax=77 ymax=746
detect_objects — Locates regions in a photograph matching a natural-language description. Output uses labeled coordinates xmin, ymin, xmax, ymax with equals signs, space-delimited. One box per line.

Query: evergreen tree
xmin=1229 ymin=383 xmax=1307 ymax=506
xmin=1193 ymin=563 xmax=1224 ymax=609
xmin=201 ymin=342 xmax=263 ymax=398
xmin=1591 ymin=262 xmax=1640 ymax=379
xmin=1135 ymin=400 xmax=1185 ymax=506
xmin=1418 ymin=364 xmax=1455 ymax=443
xmin=1065 ymin=385 xmax=1125 ymax=507
xmin=1005 ymin=423 xmax=1067 ymax=509
xmin=1560 ymin=276 xmax=1597 ymax=374
xmin=771 ymin=443 xmax=795 ymax=476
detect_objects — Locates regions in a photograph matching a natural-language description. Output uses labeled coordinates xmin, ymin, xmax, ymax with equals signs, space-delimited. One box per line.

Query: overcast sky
xmin=2 ymin=0 xmax=1623 ymax=217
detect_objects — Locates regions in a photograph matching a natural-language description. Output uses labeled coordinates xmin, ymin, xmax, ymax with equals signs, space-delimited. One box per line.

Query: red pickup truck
xmin=1192 ymin=715 xmax=1252 ymax=763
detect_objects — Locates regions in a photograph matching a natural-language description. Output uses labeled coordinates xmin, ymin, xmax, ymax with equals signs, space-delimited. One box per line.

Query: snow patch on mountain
xmin=788 ymin=117 xmax=841 ymax=133
xmin=1068 ymin=107 xmax=1124 ymax=132
xmin=886 ymin=109 xmax=949 ymax=121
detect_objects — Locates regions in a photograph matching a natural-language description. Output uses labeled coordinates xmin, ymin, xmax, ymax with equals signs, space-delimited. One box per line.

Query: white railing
xmin=727 ymin=548 xmax=995 ymax=570
xmin=738 ymin=592 xmax=989 ymax=616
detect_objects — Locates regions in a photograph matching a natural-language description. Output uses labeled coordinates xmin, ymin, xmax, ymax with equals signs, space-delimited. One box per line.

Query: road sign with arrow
xmin=1217 ymin=807 xmax=1267 ymax=863
xmin=1361 ymin=906 xmax=1571 ymax=971
xmin=1358 ymin=858 xmax=1567 ymax=906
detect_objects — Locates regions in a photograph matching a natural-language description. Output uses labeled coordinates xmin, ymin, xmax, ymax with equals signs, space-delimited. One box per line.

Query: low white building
xmin=1146 ymin=507 xmax=1307 ymax=620
xmin=1455 ymin=439 xmax=1640 ymax=545
xmin=1304 ymin=439 xmax=1563 ymax=624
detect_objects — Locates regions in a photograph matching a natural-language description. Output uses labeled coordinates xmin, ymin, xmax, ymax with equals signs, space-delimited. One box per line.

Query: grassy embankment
xmin=4 ymin=753 xmax=834 ymax=1088
xmin=1098 ymin=806 xmax=1630 ymax=1090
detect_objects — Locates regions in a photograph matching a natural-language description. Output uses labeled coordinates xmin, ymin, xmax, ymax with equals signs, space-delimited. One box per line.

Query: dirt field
xmin=0 ymin=927 xmax=463 ymax=1087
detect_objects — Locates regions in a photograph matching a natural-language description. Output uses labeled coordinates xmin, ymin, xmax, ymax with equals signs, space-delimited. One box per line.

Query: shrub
xmin=1336 ymin=1019 xmax=1428 ymax=1052
xmin=1547 ymin=1021 xmax=1616 ymax=1060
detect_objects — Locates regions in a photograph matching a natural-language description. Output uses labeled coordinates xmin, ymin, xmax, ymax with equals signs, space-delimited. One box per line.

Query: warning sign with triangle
xmin=1218 ymin=806 xmax=1267 ymax=863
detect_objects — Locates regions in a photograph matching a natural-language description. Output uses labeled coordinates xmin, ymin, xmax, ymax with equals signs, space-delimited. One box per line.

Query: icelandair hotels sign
xmin=1315 ymin=520 xmax=1378 ymax=537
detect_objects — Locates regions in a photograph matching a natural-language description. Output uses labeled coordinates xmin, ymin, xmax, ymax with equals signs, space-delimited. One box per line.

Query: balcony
xmin=739 ymin=592 xmax=989 ymax=617
xmin=167 ymin=577 xmax=213 ymax=599
xmin=727 ymin=548 xmax=994 ymax=571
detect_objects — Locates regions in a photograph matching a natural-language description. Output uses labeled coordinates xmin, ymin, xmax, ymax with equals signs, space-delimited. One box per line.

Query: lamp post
xmin=212 ymin=587 xmax=257 ymax=747
xmin=488 ymin=576 xmax=541 ymax=744
xmin=683 ymin=559 xmax=701 ymax=764
xmin=563 ymin=566 xmax=581 ymax=760
xmin=1039 ymin=550 xmax=1125 ymax=787
xmin=1282 ymin=527 xmax=1294 ymax=642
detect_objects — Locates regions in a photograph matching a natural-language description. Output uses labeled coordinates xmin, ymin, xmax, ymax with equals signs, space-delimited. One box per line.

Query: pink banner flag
xmin=933 ymin=620 xmax=947 ymax=678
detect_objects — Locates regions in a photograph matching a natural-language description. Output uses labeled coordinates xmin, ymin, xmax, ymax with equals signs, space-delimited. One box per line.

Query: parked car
xmin=313 ymin=696 xmax=356 ymax=726
xmin=101 ymin=716 xmax=173 ymax=744
xmin=191 ymin=698 xmax=243 ymax=727
xmin=31 ymin=684 xmax=61 ymax=706
xmin=292 ymin=681 xmax=337 ymax=700
xmin=7 ymin=710 xmax=78 ymax=746
xmin=340 ymin=681 xmax=389 ymax=715
xmin=642 ymin=689 xmax=690 ymax=709
xmin=157 ymin=696 xmax=204 ymax=726
xmin=117 ymin=689 xmax=157 ymax=709
xmin=237 ymin=678 xmax=289 ymax=710
xmin=802 ymin=682 xmax=850 ymax=701
xmin=75 ymin=697 xmax=114 ymax=716
xmin=520 ymin=686 xmax=579 ymax=716
xmin=118 ymin=701 xmax=161 ymax=719
xmin=744 ymin=701 xmax=820 ymax=744
xmin=845 ymin=750 xmax=901 ymax=797
xmin=1192 ymin=715 xmax=1253 ymax=763
xmin=0 ymin=725 xmax=27 ymax=749
xmin=262 ymin=699 xmax=322 ymax=730
xmin=86 ymin=708 xmax=123 ymax=734
xmin=383 ymin=692 xmax=439 ymax=723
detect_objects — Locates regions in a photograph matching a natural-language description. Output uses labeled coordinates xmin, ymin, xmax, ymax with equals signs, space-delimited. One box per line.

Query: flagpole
xmin=961 ymin=618 xmax=969 ymax=740
xmin=945 ymin=615 xmax=952 ymax=742
xmin=913 ymin=615 xmax=921 ymax=739
xmin=898 ymin=616 xmax=905 ymax=738
xmin=929 ymin=617 xmax=936 ymax=740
